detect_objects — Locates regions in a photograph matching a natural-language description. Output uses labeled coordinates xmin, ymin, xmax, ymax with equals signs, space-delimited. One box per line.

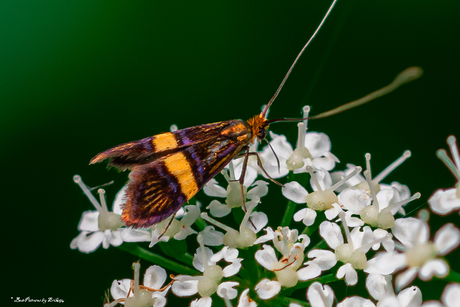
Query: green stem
xmin=445 ymin=270 xmax=460 ymax=283
xmin=281 ymin=200 xmax=297 ymax=226
xmin=117 ymin=243 xmax=199 ymax=275
xmin=194 ymin=216 xmax=207 ymax=231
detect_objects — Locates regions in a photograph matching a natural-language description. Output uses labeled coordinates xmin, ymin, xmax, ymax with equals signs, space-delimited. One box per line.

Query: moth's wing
xmin=122 ymin=122 xmax=252 ymax=227
xmin=90 ymin=121 xmax=239 ymax=171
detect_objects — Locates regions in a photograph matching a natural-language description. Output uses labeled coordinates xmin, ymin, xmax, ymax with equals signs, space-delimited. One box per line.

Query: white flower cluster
xmin=72 ymin=115 xmax=460 ymax=307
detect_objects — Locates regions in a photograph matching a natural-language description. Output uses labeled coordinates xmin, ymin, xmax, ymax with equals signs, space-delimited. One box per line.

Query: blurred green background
xmin=2 ymin=0 xmax=459 ymax=305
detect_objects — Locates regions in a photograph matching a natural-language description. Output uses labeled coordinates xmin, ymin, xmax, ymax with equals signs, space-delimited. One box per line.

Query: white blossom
xmin=71 ymin=176 xmax=125 ymax=253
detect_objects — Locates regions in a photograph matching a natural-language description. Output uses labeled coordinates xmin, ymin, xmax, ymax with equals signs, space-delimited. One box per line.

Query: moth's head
xmin=248 ymin=115 xmax=270 ymax=141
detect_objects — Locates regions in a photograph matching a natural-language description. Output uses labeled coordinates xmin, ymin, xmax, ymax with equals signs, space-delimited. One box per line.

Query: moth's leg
xmin=233 ymin=147 xmax=257 ymax=230
xmin=234 ymin=151 xmax=284 ymax=187
xmin=158 ymin=212 xmax=177 ymax=240
xmin=237 ymin=147 xmax=251 ymax=212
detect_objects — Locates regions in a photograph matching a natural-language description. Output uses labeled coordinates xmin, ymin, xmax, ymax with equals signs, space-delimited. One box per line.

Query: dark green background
xmin=3 ymin=0 xmax=459 ymax=305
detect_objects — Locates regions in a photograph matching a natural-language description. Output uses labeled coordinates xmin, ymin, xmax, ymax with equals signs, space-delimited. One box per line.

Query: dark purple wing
xmin=121 ymin=120 xmax=253 ymax=227
xmin=90 ymin=120 xmax=244 ymax=171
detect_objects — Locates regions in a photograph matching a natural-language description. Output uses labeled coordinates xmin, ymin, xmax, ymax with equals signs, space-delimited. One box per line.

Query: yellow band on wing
xmin=152 ymin=132 xmax=178 ymax=152
xmin=164 ymin=152 xmax=199 ymax=200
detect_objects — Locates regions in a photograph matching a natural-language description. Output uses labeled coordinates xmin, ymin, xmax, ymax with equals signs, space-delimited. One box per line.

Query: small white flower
xmin=204 ymin=161 xmax=269 ymax=215
xmin=366 ymin=218 xmax=460 ymax=291
xmin=71 ymin=176 xmax=125 ymax=253
xmin=286 ymin=121 xmax=339 ymax=173
xmin=319 ymin=214 xmax=392 ymax=286
xmin=172 ymin=235 xmax=241 ymax=305
xmin=106 ymin=263 xmax=170 ymax=307
xmin=254 ymin=228 xmax=312 ymax=295
xmin=365 ymin=273 xmax=422 ymax=307
xmin=201 ymin=197 xmax=266 ymax=249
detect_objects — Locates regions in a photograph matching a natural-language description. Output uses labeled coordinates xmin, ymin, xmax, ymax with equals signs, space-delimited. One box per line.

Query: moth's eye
xmin=259 ymin=128 xmax=267 ymax=139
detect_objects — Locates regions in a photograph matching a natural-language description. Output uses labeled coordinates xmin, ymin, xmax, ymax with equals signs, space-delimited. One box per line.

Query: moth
xmin=90 ymin=0 xmax=421 ymax=229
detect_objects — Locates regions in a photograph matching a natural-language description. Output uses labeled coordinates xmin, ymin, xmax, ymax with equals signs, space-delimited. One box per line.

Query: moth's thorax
xmin=221 ymin=120 xmax=253 ymax=144
xmin=247 ymin=115 xmax=270 ymax=142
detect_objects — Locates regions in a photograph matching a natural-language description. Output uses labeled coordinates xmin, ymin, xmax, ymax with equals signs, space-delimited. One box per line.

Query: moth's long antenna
xmin=260 ymin=0 xmax=338 ymax=119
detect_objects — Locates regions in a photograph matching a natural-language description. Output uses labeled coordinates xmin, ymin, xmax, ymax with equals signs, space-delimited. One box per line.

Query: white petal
xmin=193 ymin=247 xmax=215 ymax=272
xmin=174 ymin=224 xmax=197 ymax=241
xmin=223 ymin=260 xmax=242 ymax=277
xmin=324 ymin=204 xmax=341 ymax=221
xmin=319 ymin=221 xmax=343 ymax=249
xmin=397 ymin=286 xmax=422 ymax=307
xmin=247 ymin=212 xmax=268 ymax=233
xmin=378 ymin=297 xmax=401 ymax=307
xmin=443 ymin=283 xmax=460 ymax=307
xmin=307 ymin=168 xmax=333 ymax=190
xmin=112 ymin=185 xmax=127 ymax=215
xmin=121 ymin=228 xmax=152 ymax=242
xmin=152 ymin=293 xmax=167 ymax=307
xmin=109 ymin=229 xmax=123 ymax=247
xmin=255 ymin=245 xmax=278 ymax=270
xmin=259 ymin=142 xmax=290 ymax=179
xmin=307 ymin=282 xmax=334 ymax=307
xmin=337 ymin=263 xmax=358 ymax=286
xmin=78 ymin=211 xmax=100 ymax=231
xmin=365 ymin=274 xmax=388 ymax=301
xmin=365 ymin=252 xmax=406 ymax=275
xmin=376 ymin=188 xmax=399 ymax=212
xmin=247 ymin=180 xmax=269 ymax=199
xmin=298 ymin=263 xmax=321 ymax=281
xmin=308 ymin=249 xmax=337 ymax=270
xmin=110 ymin=279 xmax=132 ymax=300
xmin=304 ymin=132 xmax=331 ymax=157
xmin=255 ymin=278 xmax=281 ymax=300
xmin=203 ymin=178 xmax=227 ymax=198
xmin=295 ymin=208 xmax=317 ymax=226
xmin=254 ymin=227 xmax=275 ymax=245
xmin=191 ymin=297 xmax=212 ymax=307
xmin=419 ymin=259 xmax=449 ymax=280
xmin=312 ymin=152 xmax=339 ymax=172
xmin=267 ymin=131 xmax=293 ymax=159
xmin=393 ymin=218 xmax=429 ymax=248
xmin=428 ymin=188 xmax=460 ymax=215
xmin=282 ymin=181 xmax=308 ymax=204
xmin=200 ymin=226 xmax=224 ymax=246
xmin=143 ymin=265 xmax=167 ymax=290
xmin=338 ymin=188 xmax=370 ymax=214
xmin=207 ymin=200 xmax=231 ymax=218
xmin=434 ymin=223 xmax=460 ymax=255
xmin=181 ymin=205 xmax=201 ymax=226
xmin=238 ymin=289 xmax=257 ymax=307
xmin=70 ymin=232 xmax=85 ymax=250
xmin=233 ymin=162 xmax=258 ymax=187
xmin=148 ymin=228 xmax=170 ymax=248
xmin=171 ymin=276 xmax=199 ymax=297
xmin=77 ymin=231 xmax=104 ymax=253
xmin=337 ymin=296 xmax=376 ymax=307
xmin=395 ymin=268 xmax=418 ymax=292
xmin=217 ymin=281 xmax=239 ymax=300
